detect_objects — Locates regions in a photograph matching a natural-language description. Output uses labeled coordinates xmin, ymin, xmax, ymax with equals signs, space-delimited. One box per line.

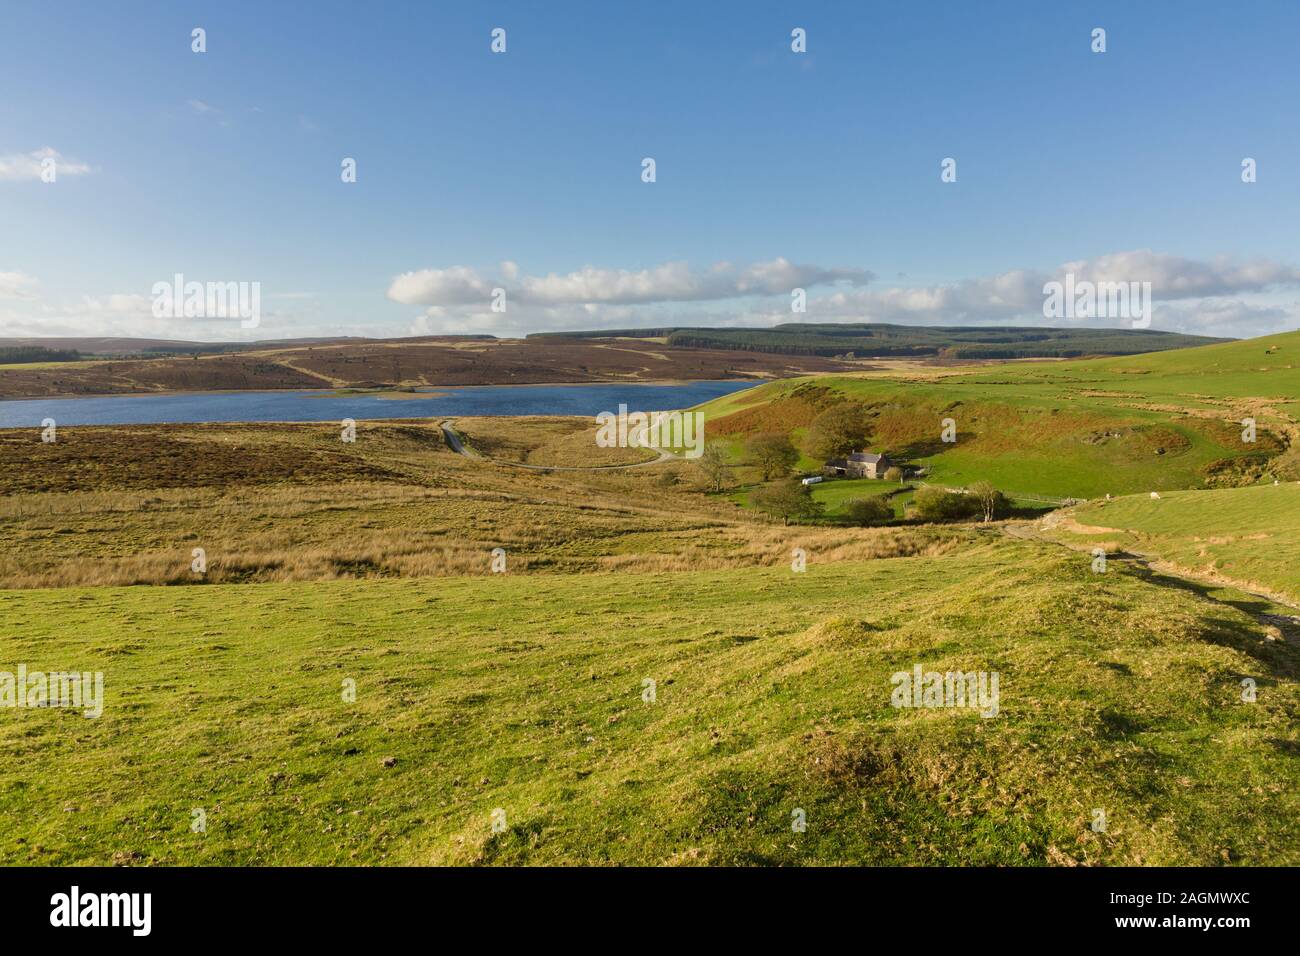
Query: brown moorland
xmin=0 ymin=418 xmax=965 ymax=588
xmin=0 ymin=337 xmax=857 ymax=398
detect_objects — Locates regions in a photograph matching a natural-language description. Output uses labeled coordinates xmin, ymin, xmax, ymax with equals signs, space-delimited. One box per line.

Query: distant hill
xmin=0 ymin=335 xmax=417 ymax=357
xmin=0 ymin=345 xmax=83 ymax=364
xmin=531 ymin=323 xmax=1230 ymax=359
xmin=0 ymin=334 xmax=853 ymax=398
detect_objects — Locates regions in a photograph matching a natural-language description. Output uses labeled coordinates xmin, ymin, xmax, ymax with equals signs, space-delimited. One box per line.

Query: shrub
xmin=844 ymin=496 xmax=893 ymax=527
xmin=1273 ymin=445 xmax=1300 ymax=481
xmin=883 ymin=465 xmax=904 ymax=482
xmin=913 ymin=485 xmax=982 ymax=521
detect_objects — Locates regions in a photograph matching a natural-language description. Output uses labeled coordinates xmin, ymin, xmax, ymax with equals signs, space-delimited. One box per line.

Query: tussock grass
xmin=0 ymin=421 xmax=964 ymax=588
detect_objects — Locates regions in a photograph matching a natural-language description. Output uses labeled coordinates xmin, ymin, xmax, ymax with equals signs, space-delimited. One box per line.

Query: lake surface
xmin=0 ymin=381 xmax=759 ymax=427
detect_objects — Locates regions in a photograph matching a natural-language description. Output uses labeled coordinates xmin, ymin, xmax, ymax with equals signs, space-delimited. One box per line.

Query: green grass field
xmin=809 ymin=478 xmax=909 ymax=516
xmin=960 ymin=329 xmax=1300 ymax=404
xmin=2 ymin=538 xmax=1296 ymax=865
xmin=733 ymin=478 xmax=909 ymax=519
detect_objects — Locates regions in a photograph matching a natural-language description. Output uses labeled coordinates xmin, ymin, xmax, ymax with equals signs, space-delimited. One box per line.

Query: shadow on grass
xmin=1116 ymin=558 xmax=1300 ymax=678
xmin=891 ymin=437 xmax=964 ymax=459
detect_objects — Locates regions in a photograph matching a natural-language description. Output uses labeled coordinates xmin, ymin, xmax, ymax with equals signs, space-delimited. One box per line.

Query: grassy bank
xmin=1045 ymin=483 xmax=1300 ymax=605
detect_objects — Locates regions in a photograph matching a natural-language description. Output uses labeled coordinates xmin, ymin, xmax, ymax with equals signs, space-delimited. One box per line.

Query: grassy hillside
xmin=698 ymin=332 xmax=1300 ymax=499
xmin=2 ymin=539 xmax=1296 ymax=866
xmin=959 ymin=329 xmax=1300 ymax=404
xmin=1043 ymin=483 xmax=1300 ymax=605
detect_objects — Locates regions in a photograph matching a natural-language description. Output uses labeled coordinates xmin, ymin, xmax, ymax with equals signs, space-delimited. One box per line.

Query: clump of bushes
xmin=1273 ymin=445 xmax=1300 ymax=481
xmin=913 ymin=486 xmax=981 ymax=521
xmin=913 ymin=481 xmax=1009 ymax=522
xmin=844 ymin=496 xmax=894 ymax=527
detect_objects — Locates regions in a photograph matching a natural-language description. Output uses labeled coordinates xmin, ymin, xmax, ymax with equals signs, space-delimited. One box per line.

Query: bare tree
xmin=695 ymin=441 xmax=730 ymax=493
xmin=969 ymin=480 xmax=1006 ymax=522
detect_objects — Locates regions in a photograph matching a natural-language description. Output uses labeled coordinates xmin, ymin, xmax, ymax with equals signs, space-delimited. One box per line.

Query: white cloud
xmin=388 ymin=265 xmax=496 ymax=306
xmin=0 ymin=272 xmax=39 ymax=299
xmin=808 ymin=250 xmax=1300 ymax=335
xmin=6 ymin=252 xmax=1299 ymax=342
xmin=388 ymin=257 xmax=870 ymax=309
xmin=80 ymin=293 xmax=152 ymax=315
xmin=1144 ymin=298 xmax=1296 ymax=337
xmin=0 ymin=148 xmax=91 ymax=182
xmin=0 ymin=284 xmax=320 ymax=341
xmin=186 ymin=99 xmax=232 ymax=128
xmin=1062 ymin=250 xmax=1300 ymax=300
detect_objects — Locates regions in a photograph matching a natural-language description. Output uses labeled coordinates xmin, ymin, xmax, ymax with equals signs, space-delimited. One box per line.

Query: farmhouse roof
xmin=848 ymin=451 xmax=885 ymax=464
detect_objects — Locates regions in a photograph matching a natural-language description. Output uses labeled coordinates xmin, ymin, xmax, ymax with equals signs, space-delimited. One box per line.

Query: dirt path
xmin=1000 ymin=514 xmax=1300 ymax=644
xmin=437 ymin=420 xmax=676 ymax=471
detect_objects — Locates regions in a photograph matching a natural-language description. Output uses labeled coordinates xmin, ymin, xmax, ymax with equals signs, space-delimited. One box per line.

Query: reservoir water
xmin=0 ymin=380 xmax=759 ymax=427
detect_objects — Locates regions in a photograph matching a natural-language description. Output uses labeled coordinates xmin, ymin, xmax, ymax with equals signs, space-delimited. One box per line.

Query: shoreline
xmin=0 ymin=377 xmax=771 ymax=403
xmin=0 ymin=379 xmax=761 ymax=427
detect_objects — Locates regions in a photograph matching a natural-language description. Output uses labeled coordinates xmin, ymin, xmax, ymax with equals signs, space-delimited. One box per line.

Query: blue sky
xmin=3 ymin=0 xmax=1299 ymax=340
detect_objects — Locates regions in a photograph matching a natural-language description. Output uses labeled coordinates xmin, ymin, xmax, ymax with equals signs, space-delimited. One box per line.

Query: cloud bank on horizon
xmin=3 ymin=250 xmax=1299 ymax=342
xmin=383 ymin=249 xmax=1300 ymax=341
